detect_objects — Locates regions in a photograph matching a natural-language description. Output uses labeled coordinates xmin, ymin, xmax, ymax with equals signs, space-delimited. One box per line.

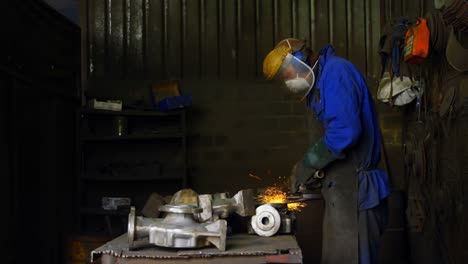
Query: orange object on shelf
xmin=403 ymin=18 xmax=430 ymax=64
xmin=151 ymin=82 xmax=181 ymax=104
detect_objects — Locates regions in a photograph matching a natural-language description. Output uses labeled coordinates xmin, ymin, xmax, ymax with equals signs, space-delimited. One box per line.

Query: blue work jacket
xmin=306 ymin=45 xmax=391 ymax=210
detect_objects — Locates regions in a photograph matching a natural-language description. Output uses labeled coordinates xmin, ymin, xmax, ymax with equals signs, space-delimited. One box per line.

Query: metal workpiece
xmin=160 ymin=204 xmax=202 ymax=214
xmin=198 ymin=189 xmax=256 ymax=220
xmin=197 ymin=194 xmax=214 ymax=222
xmin=268 ymin=203 xmax=296 ymax=235
xmin=250 ymin=203 xmax=295 ymax=237
xmin=126 ymin=189 xmax=254 ymax=252
xmin=128 ymin=205 xmax=227 ymax=251
xmin=251 ymin=204 xmax=281 ymax=237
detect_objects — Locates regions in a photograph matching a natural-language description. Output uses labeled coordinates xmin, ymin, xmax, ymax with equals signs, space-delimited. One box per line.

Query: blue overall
xmin=306 ymin=45 xmax=391 ymax=264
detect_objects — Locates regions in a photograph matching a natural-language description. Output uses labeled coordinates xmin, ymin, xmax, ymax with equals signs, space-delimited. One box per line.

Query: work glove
xmin=303 ymin=137 xmax=340 ymax=169
xmin=290 ymin=138 xmax=340 ymax=193
xmin=290 ymin=161 xmax=317 ymax=194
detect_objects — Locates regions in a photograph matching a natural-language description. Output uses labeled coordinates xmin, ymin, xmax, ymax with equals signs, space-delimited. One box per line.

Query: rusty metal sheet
xmin=330 ymin=0 xmax=347 ymax=57
xmin=277 ymin=0 xmax=292 ymax=42
xmin=127 ymin=0 xmax=144 ymax=77
xmin=220 ymin=0 xmax=238 ymax=79
xmin=92 ymin=235 xmax=183 ymax=261
xmin=348 ymin=0 xmax=367 ymax=74
xmin=315 ymin=0 xmax=329 ymax=50
xmin=92 ymin=233 xmax=301 ymax=262
xmin=108 ymin=0 xmax=124 ymax=77
xmin=89 ymin=0 xmax=106 ymax=77
xmin=167 ymin=0 xmax=182 ymax=80
xmin=256 ymin=0 xmax=274 ymax=77
xmin=365 ymin=0 xmax=381 ymax=80
xmin=101 ymin=253 xmax=302 ymax=264
xmin=179 ymin=234 xmax=300 ymax=257
xmin=203 ymin=0 xmax=219 ymax=79
xmin=296 ymin=0 xmax=312 ymax=47
xmin=238 ymin=0 xmax=257 ymax=79
xmin=146 ymin=0 xmax=164 ymax=79
xmin=183 ymin=0 xmax=201 ymax=80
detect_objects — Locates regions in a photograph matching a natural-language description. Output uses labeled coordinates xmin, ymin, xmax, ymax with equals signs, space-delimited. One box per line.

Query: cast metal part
xmin=213 ymin=189 xmax=255 ymax=218
xmin=128 ymin=205 xmax=227 ymax=251
xmin=197 ymin=194 xmax=213 ymax=222
xmin=249 ymin=203 xmax=296 ymax=237
xmin=198 ymin=189 xmax=255 ymax=221
xmin=272 ymin=203 xmax=295 ymax=234
xmin=251 ymin=204 xmax=282 ymax=237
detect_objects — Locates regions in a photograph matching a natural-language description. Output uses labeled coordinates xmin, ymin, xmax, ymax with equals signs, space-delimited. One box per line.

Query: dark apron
xmin=321 ymin=158 xmax=359 ymax=264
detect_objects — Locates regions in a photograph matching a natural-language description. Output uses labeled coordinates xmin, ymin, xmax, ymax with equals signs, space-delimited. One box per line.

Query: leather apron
xmin=320 ymin=157 xmax=359 ymax=264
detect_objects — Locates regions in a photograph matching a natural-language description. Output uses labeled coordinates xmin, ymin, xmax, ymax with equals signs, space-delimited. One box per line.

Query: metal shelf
xmin=83 ymin=175 xmax=184 ymax=182
xmin=80 ymin=108 xmax=183 ymax=117
xmin=80 ymin=207 xmax=130 ymax=216
xmin=81 ymin=133 xmax=184 ymax=141
xmin=77 ymin=107 xmax=188 ymax=234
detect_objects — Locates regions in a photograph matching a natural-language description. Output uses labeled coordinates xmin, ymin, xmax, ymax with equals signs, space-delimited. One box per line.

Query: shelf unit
xmin=76 ymin=108 xmax=188 ymax=235
xmin=81 ymin=133 xmax=185 ymax=141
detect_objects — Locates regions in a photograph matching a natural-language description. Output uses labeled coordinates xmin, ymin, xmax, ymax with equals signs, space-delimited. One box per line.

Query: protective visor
xmin=273 ymin=53 xmax=318 ymax=100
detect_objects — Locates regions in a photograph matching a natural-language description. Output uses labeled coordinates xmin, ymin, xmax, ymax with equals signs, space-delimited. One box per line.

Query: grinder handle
xmin=313 ymin=169 xmax=325 ymax=179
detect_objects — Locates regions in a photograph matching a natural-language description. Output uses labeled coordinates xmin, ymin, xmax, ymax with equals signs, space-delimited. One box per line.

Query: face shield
xmin=274 ymin=53 xmax=319 ymax=101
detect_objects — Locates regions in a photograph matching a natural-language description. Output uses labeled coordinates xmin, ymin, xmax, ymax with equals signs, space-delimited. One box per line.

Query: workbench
xmin=91 ymin=233 xmax=302 ymax=263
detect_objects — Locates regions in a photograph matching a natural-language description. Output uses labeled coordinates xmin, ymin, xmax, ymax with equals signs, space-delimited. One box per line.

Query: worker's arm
xmin=320 ymin=64 xmax=362 ymax=158
xmin=291 ymin=63 xmax=363 ymax=193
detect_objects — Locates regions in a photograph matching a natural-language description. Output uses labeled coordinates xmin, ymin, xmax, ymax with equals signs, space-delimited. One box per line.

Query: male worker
xmin=263 ymin=38 xmax=390 ymax=264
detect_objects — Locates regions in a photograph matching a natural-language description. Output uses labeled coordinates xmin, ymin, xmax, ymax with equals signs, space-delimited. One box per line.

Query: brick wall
xmin=182 ymin=79 xmax=323 ymax=193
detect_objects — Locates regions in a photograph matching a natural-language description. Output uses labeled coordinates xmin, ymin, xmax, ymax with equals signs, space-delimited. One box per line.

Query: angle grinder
xmin=286 ymin=191 xmax=322 ymax=203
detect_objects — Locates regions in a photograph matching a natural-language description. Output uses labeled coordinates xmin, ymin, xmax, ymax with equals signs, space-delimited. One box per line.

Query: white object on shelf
xmin=102 ymin=197 xmax=131 ymax=210
xmin=88 ymin=99 xmax=122 ymax=111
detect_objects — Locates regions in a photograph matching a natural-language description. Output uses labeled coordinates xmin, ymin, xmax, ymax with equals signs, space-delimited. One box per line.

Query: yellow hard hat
xmin=263 ymin=45 xmax=291 ymax=80
xmin=263 ymin=38 xmax=306 ymax=80
xmin=275 ymin=38 xmax=305 ymax=51
xmin=263 ymin=38 xmax=317 ymax=101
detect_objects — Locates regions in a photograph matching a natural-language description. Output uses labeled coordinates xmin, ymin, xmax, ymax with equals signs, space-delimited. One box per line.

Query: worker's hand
xmin=290 ymin=161 xmax=317 ymax=194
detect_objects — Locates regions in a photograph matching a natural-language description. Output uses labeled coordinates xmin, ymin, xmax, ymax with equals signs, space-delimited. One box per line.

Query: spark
xmin=248 ymin=173 xmax=262 ymax=181
xmin=257 ymin=186 xmax=306 ymax=212
xmin=286 ymin=202 xmax=306 ymax=211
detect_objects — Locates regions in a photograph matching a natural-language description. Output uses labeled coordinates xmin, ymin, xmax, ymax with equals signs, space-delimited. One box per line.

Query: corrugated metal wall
xmin=82 ymin=0 xmax=382 ymax=84
xmin=382 ymin=0 xmax=434 ymax=22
